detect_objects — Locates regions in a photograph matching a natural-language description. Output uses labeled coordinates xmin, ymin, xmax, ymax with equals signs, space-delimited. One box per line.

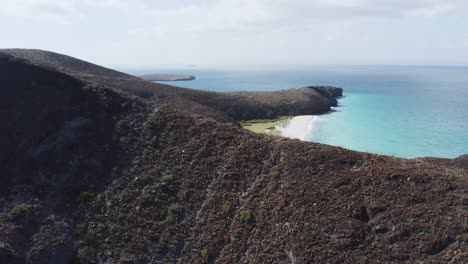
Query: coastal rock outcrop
xmin=0 ymin=50 xmax=467 ymax=263
xmin=185 ymin=85 xmax=343 ymax=121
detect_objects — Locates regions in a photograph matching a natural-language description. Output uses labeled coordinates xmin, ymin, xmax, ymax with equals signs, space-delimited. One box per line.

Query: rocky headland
xmin=1 ymin=49 xmax=341 ymax=123
xmin=0 ymin=49 xmax=466 ymax=263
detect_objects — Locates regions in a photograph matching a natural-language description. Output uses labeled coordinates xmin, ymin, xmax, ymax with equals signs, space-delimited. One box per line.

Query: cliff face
xmin=0 ymin=50 xmax=467 ymax=263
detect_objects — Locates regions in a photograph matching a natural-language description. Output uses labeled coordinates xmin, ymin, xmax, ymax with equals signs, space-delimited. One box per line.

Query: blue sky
xmin=1 ymin=0 xmax=468 ymax=69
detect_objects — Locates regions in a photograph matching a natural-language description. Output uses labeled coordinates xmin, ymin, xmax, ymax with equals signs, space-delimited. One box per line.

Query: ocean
xmin=129 ymin=65 xmax=468 ymax=158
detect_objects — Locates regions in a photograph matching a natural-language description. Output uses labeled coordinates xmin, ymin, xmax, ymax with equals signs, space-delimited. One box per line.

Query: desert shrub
xmin=456 ymin=232 xmax=468 ymax=242
xmin=163 ymin=215 xmax=174 ymax=225
xmin=270 ymin=171 xmax=280 ymax=177
xmin=10 ymin=204 xmax=31 ymax=217
xmin=162 ymin=174 xmax=174 ymax=182
xmin=85 ymin=226 xmax=97 ymax=241
xmin=200 ymin=248 xmax=208 ymax=257
xmin=114 ymin=120 xmax=126 ymax=131
xmin=222 ymin=203 xmax=232 ymax=215
xmin=120 ymin=136 xmax=130 ymax=144
xmin=44 ymin=214 xmax=56 ymax=223
xmin=180 ymin=219 xmax=189 ymax=227
xmin=168 ymin=203 xmax=181 ymax=212
xmin=179 ymin=190 xmax=189 ymax=200
xmin=118 ymin=192 xmax=126 ymax=202
xmin=150 ymin=136 xmax=158 ymax=146
xmin=240 ymin=209 xmax=252 ymax=221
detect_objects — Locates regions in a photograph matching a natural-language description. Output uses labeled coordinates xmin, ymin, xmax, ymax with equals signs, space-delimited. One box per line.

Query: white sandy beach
xmin=275 ymin=115 xmax=322 ymax=140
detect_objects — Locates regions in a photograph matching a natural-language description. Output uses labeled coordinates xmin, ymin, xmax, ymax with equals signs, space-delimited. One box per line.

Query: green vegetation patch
xmin=200 ymin=248 xmax=208 ymax=257
xmin=240 ymin=116 xmax=292 ymax=134
xmin=456 ymin=232 xmax=468 ymax=242
xmin=243 ymin=122 xmax=277 ymax=134
xmin=240 ymin=209 xmax=252 ymax=222
xmin=10 ymin=203 xmax=32 ymax=217
xmin=179 ymin=190 xmax=189 ymax=201
xmin=248 ymin=259 xmax=257 ymax=264
xmin=114 ymin=120 xmax=126 ymax=131
xmin=163 ymin=215 xmax=174 ymax=225
xmin=120 ymin=136 xmax=131 ymax=144
xmin=222 ymin=203 xmax=232 ymax=215
xmin=86 ymin=226 xmax=97 ymax=241
xmin=239 ymin=116 xmax=292 ymax=127
xmin=162 ymin=174 xmax=174 ymax=182
xmin=168 ymin=203 xmax=181 ymax=212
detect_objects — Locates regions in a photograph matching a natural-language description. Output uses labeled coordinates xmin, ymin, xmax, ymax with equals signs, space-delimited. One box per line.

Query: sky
xmin=1 ymin=0 xmax=468 ymax=69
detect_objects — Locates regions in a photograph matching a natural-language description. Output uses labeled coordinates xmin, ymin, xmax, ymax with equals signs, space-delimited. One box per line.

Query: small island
xmin=138 ymin=74 xmax=195 ymax=82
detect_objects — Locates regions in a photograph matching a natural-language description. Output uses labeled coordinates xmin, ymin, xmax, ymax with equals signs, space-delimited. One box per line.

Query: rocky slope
xmin=0 ymin=50 xmax=467 ymax=263
xmin=421 ymin=155 xmax=468 ymax=172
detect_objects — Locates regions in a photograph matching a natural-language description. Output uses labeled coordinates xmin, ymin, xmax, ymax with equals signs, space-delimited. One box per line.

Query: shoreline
xmin=241 ymin=115 xmax=321 ymax=140
xmin=276 ymin=115 xmax=321 ymax=140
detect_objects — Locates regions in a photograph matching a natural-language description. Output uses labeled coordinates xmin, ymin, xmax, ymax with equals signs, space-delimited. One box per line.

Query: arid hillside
xmin=0 ymin=50 xmax=466 ymax=264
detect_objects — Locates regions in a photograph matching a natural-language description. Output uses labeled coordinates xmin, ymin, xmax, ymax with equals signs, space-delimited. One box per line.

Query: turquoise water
xmin=311 ymin=93 xmax=468 ymax=158
xmin=129 ymin=66 xmax=468 ymax=158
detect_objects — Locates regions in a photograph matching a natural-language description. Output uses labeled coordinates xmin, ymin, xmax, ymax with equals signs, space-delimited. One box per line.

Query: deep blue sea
xmin=129 ymin=66 xmax=468 ymax=158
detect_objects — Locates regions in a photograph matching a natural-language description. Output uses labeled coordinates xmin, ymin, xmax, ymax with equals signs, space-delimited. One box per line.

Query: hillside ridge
xmin=0 ymin=49 xmax=342 ymax=122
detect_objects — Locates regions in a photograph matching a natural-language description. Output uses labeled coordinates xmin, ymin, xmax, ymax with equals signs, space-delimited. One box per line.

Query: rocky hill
xmin=0 ymin=50 xmax=467 ymax=263
xmin=0 ymin=49 xmax=341 ymax=122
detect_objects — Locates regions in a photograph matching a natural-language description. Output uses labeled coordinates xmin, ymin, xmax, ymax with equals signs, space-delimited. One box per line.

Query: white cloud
xmin=110 ymin=0 xmax=468 ymax=37
xmin=2 ymin=0 xmax=467 ymax=31
xmin=1 ymin=0 xmax=468 ymax=67
xmin=1 ymin=0 xmax=79 ymax=24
